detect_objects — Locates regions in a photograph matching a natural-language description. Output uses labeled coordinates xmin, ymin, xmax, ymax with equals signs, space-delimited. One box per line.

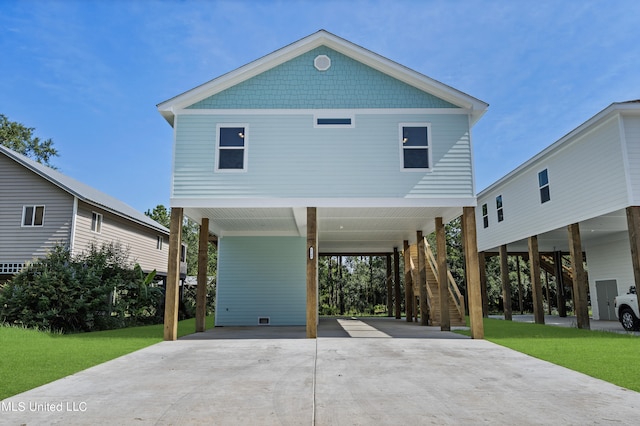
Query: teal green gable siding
xmin=215 ymin=236 xmax=306 ymax=326
xmin=188 ymin=47 xmax=458 ymax=110
xmin=173 ymin=112 xmax=472 ymax=199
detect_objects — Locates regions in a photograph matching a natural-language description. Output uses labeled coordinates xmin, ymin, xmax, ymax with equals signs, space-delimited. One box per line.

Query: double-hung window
xmin=496 ymin=195 xmax=504 ymax=222
xmin=22 ymin=205 xmax=45 ymax=227
xmin=400 ymin=123 xmax=431 ymax=171
xmin=482 ymin=203 xmax=489 ymax=228
xmin=216 ymin=125 xmax=247 ymax=171
xmin=91 ymin=212 xmax=103 ymax=233
xmin=538 ymin=169 xmax=551 ymax=203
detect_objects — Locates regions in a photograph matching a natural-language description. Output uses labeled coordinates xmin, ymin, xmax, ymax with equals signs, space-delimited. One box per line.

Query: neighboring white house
xmin=158 ymin=30 xmax=488 ymax=338
xmin=0 ymin=144 xmax=172 ymax=281
xmin=476 ymin=101 xmax=640 ymax=322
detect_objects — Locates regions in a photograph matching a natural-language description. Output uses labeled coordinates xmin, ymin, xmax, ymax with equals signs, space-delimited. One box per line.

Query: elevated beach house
xmin=158 ymin=30 xmax=489 ymax=339
xmin=0 ymin=144 xmax=171 ymax=281
xmin=476 ymin=101 xmax=640 ymax=328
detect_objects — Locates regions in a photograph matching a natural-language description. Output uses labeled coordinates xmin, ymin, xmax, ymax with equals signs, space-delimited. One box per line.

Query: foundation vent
xmin=258 ymin=317 xmax=270 ymax=325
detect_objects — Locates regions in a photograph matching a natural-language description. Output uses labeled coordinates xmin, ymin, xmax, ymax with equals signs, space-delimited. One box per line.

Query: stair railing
xmin=424 ymin=238 xmax=465 ymax=319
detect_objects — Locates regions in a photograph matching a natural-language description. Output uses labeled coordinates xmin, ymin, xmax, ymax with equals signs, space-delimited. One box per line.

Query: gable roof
xmin=478 ymin=100 xmax=640 ymax=196
xmin=157 ymin=30 xmax=488 ymax=125
xmin=0 ymin=145 xmax=169 ymax=234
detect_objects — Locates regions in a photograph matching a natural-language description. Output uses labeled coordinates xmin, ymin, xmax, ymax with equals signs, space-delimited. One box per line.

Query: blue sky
xmin=1 ymin=0 xmax=639 ymax=213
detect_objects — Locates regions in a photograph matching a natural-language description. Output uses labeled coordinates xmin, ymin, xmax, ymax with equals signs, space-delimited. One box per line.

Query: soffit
xmin=183 ymin=206 xmax=464 ymax=253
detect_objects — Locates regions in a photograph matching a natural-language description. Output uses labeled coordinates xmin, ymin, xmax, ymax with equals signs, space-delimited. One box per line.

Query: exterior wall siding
xmin=0 ymin=154 xmax=73 ymax=264
xmin=585 ymin=232 xmax=634 ymax=320
xmin=623 ymin=115 xmax=640 ymax=205
xmin=477 ymin=117 xmax=628 ymax=251
xmin=173 ymin=112 xmax=473 ymax=200
xmin=215 ymin=236 xmax=306 ymax=326
xmin=188 ymin=47 xmax=458 ymax=110
xmin=73 ymin=201 xmax=169 ymax=274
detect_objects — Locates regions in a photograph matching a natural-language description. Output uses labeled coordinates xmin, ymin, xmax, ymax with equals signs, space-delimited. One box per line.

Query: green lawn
xmin=0 ymin=317 xmax=214 ymax=400
xmin=456 ymin=318 xmax=640 ymax=392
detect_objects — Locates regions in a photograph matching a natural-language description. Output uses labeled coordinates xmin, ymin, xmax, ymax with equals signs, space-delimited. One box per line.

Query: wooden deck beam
xmin=436 ymin=217 xmax=450 ymax=331
xmin=306 ymin=207 xmax=318 ymax=339
xmin=568 ymin=223 xmax=590 ymax=330
xmin=479 ymin=251 xmax=488 ymax=317
xmin=394 ymin=247 xmax=401 ymax=320
xmin=528 ymin=235 xmax=545 ymax=324
xmin=417 ymin=230 xmax=429 ymax=326
xmin=195 ymin=217 xmax=209 ymax=333
xmin=403 ymin=240 xmax=413 ymax=322
xmin=386 ymin=254 xmax=393 ymax=317
xmin=164 ymin=207 xmax=183 ymax=341
xmin=462 ymin=207 xmax=484 ymax=339
xmin=500 ymin=244 xmax=512 ymax=321
xmin=626 ymin=206 xmax=640 ymax=291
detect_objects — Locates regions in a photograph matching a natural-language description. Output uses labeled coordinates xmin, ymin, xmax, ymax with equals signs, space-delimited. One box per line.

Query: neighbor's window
xmin=22 ymin=205 xmax=45 ymax=227
xmin=496 ymin=195 xmax=504 ymax=222
xmin=400 ymin=123 xmax=431 ymax=170
xmin=482 ymin=203 xmax=489 ymax=228
xmin=538 ymin=169 xmax=551 ymax=203
xmin=216 ymin=125 xmax=247 ymax=171
xmin=91 ymin=212 xmax=103 ymax=233
xmin=157 ymin=236 xmax=163 ymax=250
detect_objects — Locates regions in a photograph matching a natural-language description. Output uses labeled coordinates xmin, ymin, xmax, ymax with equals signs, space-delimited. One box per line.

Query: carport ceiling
xmin=489 ymin=208 xmax=630 ymax=253
xmin=183 ymin=206 xmax=464 ymax=253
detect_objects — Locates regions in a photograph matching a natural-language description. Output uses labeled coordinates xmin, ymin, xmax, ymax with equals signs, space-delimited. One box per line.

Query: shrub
xmin=0 ymin=243 xmax=163 ymax=333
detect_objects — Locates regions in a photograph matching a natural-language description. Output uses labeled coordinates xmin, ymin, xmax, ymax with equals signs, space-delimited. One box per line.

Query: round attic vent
xmin=314 ymin=55 xmax=331 ymax=71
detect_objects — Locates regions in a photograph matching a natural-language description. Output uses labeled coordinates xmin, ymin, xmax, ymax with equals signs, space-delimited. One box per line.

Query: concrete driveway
xmin=2 ymin=317 xmax=640 ymax=425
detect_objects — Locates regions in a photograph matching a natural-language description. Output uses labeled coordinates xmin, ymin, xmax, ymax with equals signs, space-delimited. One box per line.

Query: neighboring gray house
xmin=158 ymin=30 xmax=489 ymax=339
xmin=476 ymin=101 xmax=640 ymax=324
xmin=0 ymin=144 xmax=171 ymax=281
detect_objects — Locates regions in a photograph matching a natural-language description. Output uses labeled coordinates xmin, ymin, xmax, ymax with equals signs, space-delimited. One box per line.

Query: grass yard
xmin=456 ymin=318 xmax=640 ymax=392
xmin=0 ymin=317 xmax=214 ymax=400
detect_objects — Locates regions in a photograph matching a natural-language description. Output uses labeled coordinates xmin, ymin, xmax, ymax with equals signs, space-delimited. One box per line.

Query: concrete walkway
xmin=2 ymin=317 xmax=640 ymax=425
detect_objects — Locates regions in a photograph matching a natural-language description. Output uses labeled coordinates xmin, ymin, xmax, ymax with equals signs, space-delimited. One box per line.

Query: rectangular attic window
xmin=314 ymin=115 xmax=354 ymax=128
xmin=317 ymin=118 xmax=351 ymax=125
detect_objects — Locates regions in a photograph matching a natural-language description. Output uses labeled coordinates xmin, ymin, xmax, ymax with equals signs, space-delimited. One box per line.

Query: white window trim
xmin=21 ymin=205 xmax=45 ymax=227
xmin=91 ymin=211 xmax=103 ymax=234
xmin=399 ymin=123 xmax=432 ymax=172
xmin=482 ymin=203 xmax=489 ymax=228
xmin=215 ymin=123 xmax=248 ymax=173
xmin=496 ymin=195 xmax=504 ymax=222
xmin=538 ymin=168 xmax=551 ymax=204
xmin=157 ymin=236 xmax=163 ymax=250
xmin=313 ymin=113 xmax=355 ymax=128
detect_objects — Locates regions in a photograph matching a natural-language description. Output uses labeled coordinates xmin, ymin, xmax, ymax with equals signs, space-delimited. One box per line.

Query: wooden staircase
xmin=407 ymin=238 xmax=465 ymax=326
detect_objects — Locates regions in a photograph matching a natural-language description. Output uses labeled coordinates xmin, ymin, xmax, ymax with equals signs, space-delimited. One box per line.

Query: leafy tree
xmin=0 ymin=243 xmax=163 ymax=332
xmin=145 ymin=204 xmax=170 ymax=228
xmin=0 ymin=114 xmax=58 ymax=166
xmin=145 ymin=205 xmax=217 ymax=278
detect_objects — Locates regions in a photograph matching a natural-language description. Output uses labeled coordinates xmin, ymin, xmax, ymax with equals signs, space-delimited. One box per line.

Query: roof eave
xmin=157 ymin=30 xmax=488 ymax=126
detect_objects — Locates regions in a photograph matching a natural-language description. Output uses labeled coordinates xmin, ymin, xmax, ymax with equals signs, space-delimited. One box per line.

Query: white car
xmin=614 ymin=286 xmax=639 ymax=331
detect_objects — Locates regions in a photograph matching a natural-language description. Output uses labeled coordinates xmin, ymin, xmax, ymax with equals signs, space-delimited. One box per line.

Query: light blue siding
xmin=173 ymin=113 xmax=472 ymax=199
xmin=215 ymin=236 xmax=306 ymax=326
xmin=188 ymin=47 xmax=458 ymax=110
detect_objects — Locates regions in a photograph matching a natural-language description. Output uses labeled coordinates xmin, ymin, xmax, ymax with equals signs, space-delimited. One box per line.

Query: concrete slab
xmin=2 ymin=317 xmax=640 ymax=425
